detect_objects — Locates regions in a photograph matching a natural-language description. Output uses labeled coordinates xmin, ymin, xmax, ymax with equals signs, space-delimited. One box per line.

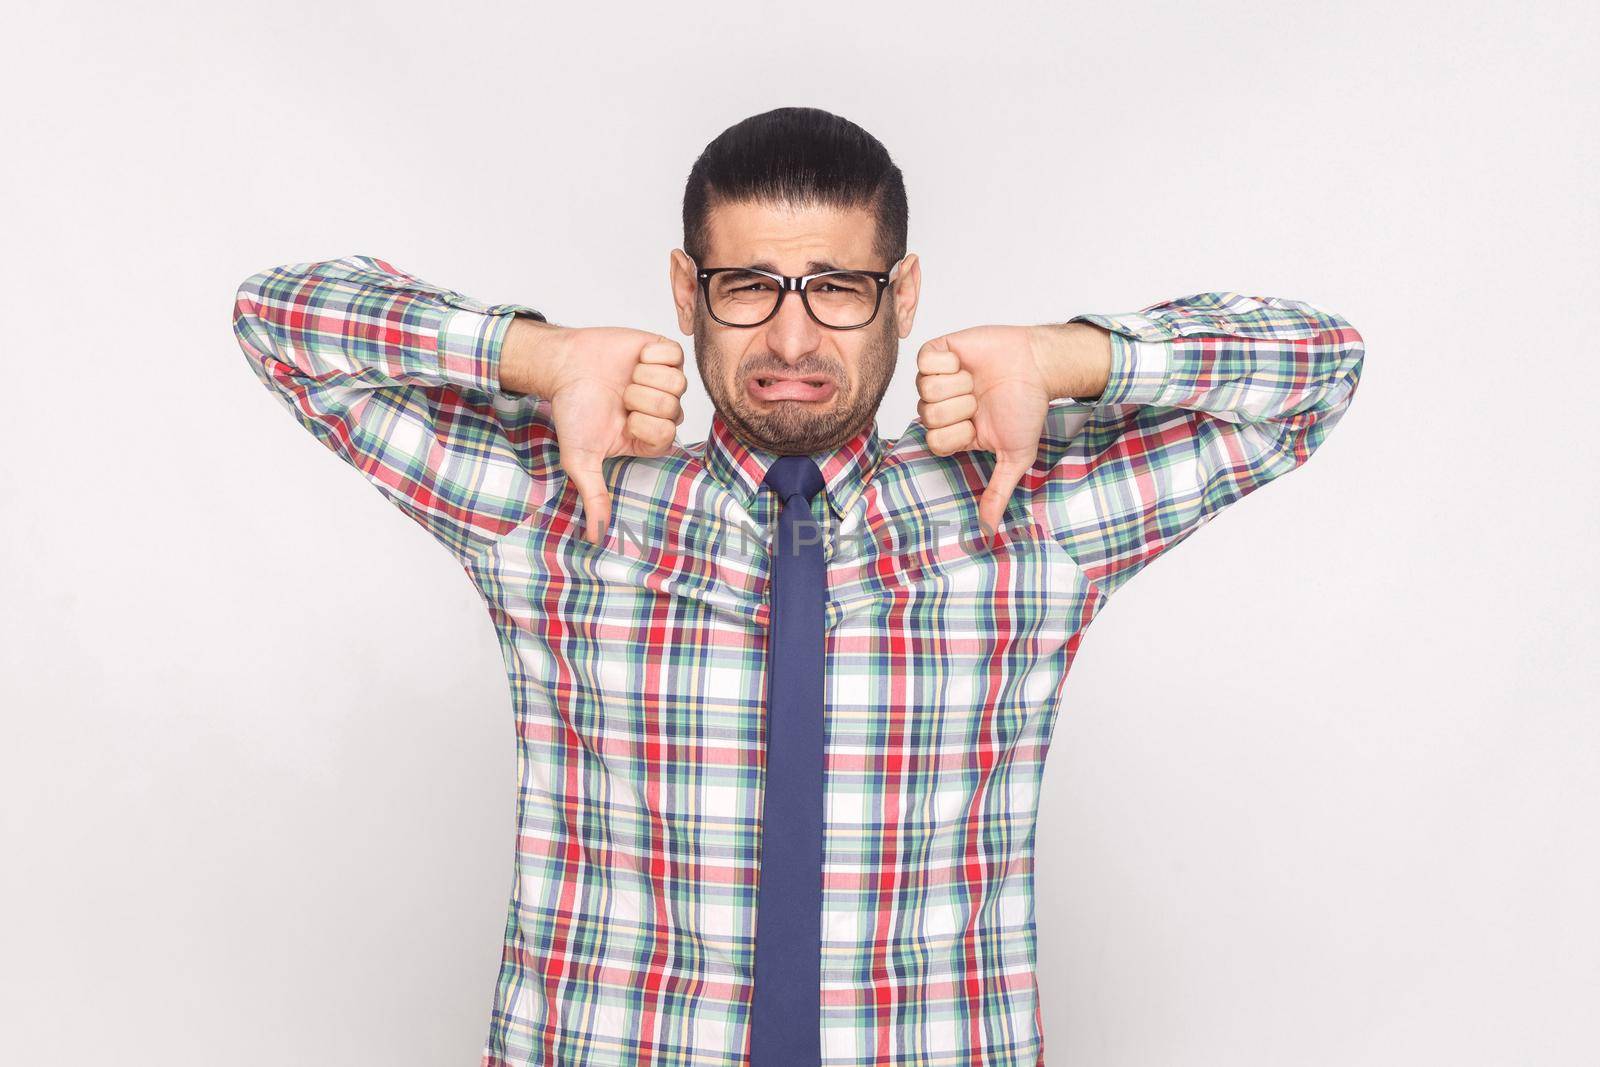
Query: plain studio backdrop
xmin=2 ymin=2 xmax=1596 ymax=1064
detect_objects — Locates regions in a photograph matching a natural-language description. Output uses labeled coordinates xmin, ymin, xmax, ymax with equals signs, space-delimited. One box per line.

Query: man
xmin=232 ymin=106 xmax=1364 ymax=1067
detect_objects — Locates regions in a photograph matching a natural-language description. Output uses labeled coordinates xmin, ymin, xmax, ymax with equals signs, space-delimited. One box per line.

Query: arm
xmin=1033 ymin=291 xmax=1365 ymax=600
xmin=231 ymin=254 xmax=564 ymax=562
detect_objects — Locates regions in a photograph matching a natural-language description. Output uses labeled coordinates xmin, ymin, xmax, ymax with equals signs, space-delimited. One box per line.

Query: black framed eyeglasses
xmin=695 ymin=256 xmax=905 ymax=330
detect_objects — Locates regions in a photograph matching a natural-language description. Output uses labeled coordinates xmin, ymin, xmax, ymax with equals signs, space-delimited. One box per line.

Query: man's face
xmin=670 ymin=198 xmax=921 ymax=455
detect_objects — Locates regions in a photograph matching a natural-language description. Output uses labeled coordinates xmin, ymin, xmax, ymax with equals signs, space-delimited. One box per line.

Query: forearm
xmin=498 ymin=315 xmax=570 ymax=397
xmin=1032 ymin=322 xmax=1113 ymax=403
xmin=1055 ymin=293 xmax=1365 ymax=424
xmin=233 ymin=254 xmax=546 ymax=397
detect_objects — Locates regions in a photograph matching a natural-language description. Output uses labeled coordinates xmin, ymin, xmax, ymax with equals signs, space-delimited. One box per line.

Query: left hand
xmin=916 ymin=323 xmax=1108 ymax=539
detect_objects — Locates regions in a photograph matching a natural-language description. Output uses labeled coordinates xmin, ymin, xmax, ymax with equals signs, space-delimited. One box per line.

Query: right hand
xmin=506 ymin=320 xmax=689 ymax=544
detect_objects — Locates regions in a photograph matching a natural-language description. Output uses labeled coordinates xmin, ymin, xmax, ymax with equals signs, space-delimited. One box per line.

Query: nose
xmin=762 ymin=284 xmax=825 ymax=364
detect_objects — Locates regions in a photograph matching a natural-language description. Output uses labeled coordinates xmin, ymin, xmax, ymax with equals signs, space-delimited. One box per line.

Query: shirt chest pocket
xmin=827 ymin=528 xmax=1089 ymax=664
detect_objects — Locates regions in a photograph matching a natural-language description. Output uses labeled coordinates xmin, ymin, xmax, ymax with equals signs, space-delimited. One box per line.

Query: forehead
xmin=702 ymin=197 xmax=883 ymax=273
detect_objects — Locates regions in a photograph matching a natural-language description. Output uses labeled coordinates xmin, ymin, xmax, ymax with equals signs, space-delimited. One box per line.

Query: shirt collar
xmin=702 ymin=407 xmax=887 ymax=520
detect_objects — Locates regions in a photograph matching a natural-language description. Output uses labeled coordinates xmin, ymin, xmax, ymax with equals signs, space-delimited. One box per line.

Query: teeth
xmin=754 ymin=377 xmax=827 ymax=388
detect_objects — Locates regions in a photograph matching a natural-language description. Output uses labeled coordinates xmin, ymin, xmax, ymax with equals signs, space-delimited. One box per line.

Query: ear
xmin=669 ymin=249 xmax=698 ymax=336
xmin=891 ymin=252 xmax=922 ymax=339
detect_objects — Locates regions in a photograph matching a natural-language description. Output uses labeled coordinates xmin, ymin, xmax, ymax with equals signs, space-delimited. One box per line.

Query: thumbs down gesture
xmin=915 ymin=322 xmax=1112 ymax=541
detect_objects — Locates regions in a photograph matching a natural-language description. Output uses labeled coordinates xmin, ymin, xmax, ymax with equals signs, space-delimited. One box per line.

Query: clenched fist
xmin=502 ymin=318 xmax=689 ymax=544
xmin=915 ymin=322 xmax=1111 ymax=540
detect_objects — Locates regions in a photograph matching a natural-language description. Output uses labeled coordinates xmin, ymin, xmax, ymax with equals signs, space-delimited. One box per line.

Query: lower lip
xmin=747 ymin=377 xmax=838 ymax=403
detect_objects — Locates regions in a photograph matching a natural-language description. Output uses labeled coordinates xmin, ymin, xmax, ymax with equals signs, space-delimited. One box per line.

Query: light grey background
xmin=3 ymin=2 xmax=1596 ymax=1064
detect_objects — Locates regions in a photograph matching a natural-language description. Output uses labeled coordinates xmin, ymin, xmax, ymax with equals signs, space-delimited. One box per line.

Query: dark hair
xmin=682 ymin=107 xmax=908 ymax=270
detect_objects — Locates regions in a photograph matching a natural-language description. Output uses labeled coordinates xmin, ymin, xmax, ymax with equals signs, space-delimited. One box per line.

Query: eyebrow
xmin=745 ymin=259 xmax=844 ymax=274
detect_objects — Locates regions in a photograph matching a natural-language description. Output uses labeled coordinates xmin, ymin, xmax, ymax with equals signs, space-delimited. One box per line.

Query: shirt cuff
xmin=437 ymin=297 xmax=549 ymax=397
xmin=1062 ymin=312 xmax=1175 ymax=408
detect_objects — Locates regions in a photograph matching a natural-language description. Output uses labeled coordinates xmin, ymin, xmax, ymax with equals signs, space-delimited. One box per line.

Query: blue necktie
xmin=748 ymin=454 xmax=827 ymax=1067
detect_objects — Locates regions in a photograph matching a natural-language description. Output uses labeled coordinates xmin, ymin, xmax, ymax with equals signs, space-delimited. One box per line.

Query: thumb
xmin=978 ymin=447 xmax=1035 ymax=542
xmin=562 ymin=449 xmax=611 ymax=544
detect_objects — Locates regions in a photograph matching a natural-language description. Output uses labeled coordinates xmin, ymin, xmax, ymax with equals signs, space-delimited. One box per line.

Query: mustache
xmin=738 ymin=359 xmax=843 ymax=380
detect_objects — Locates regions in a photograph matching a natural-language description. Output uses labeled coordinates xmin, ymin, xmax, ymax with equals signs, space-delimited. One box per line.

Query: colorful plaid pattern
xmin=232 ymin=255 xmax=1364 ymax=1066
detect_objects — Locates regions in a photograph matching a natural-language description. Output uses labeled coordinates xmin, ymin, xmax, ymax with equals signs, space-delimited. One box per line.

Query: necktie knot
xmin=762 ymin=454 xmax=825 ymax=505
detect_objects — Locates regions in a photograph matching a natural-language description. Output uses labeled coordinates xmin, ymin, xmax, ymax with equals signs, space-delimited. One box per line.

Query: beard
xmin=693 ymin=304 xmax=898 ymax=455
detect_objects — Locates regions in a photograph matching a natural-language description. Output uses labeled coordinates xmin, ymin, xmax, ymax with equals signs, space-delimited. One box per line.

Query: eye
xmin=810 ymin=272 xmax=872 ymax=295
